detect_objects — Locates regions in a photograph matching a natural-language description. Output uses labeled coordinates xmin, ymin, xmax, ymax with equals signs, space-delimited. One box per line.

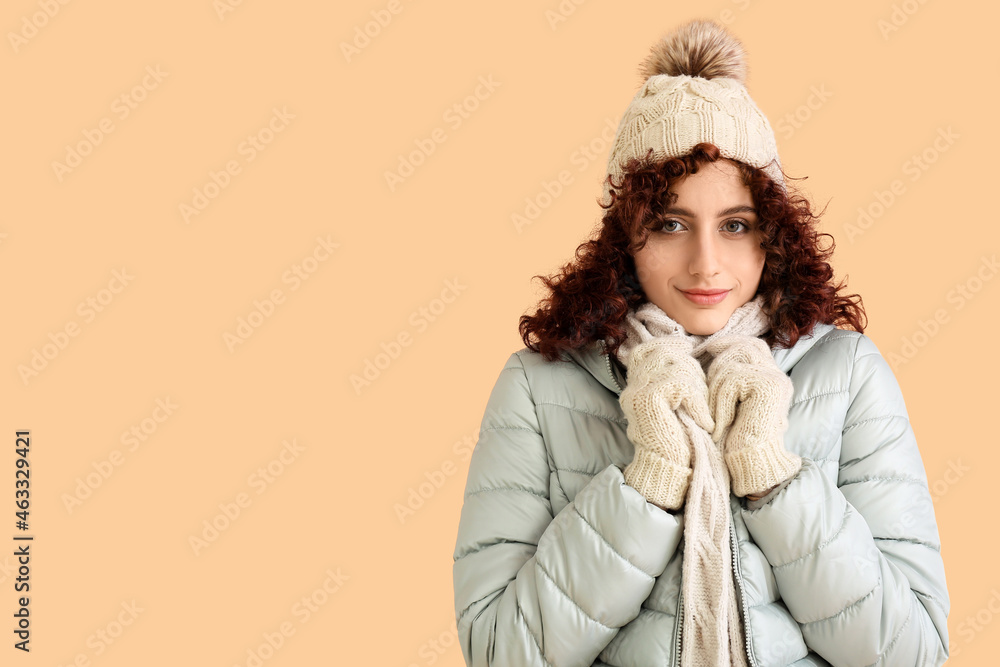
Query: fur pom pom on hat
xmin=602 ymin=19 xmax=785 ymax=206
xmin=638 ymin=19 xmax=748 ymax=82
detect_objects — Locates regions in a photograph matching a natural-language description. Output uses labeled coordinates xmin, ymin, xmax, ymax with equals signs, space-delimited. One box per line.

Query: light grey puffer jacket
xmin=453 ymin=322 xmax=950 ymax=666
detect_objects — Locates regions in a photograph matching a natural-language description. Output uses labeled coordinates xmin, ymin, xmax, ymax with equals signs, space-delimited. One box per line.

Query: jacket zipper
xmin=673 ymin=588 xmax=683 ymax=667
xmin=604 ymin=349 xmax=623 ymax=392
xmin=730 ymin=518 xmax=758 ymax=667
xmin=672 ymin=534 xmax=755 ymax=667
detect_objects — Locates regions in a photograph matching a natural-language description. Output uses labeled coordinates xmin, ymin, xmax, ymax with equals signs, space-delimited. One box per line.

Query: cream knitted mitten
xmin=706 ymin=335 xmax=802 ymax=498
xmin=620 ymin=337 xmax=715 ymax=510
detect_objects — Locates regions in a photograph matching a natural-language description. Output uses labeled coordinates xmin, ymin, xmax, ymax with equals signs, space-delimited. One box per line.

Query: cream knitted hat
xmin=601 ymin=19 xmax=785 ymax=207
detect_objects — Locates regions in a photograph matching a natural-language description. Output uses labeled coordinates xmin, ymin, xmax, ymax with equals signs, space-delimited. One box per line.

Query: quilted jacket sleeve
xmin=453 ymin=351 xmax=684 ymax=667
xmin=741 ymin=334 xmax=950 ymax=666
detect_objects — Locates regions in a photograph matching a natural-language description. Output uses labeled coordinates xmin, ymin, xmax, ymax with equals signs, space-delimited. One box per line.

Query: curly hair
xmin=518 ymin=142 xmax=867 ymax=363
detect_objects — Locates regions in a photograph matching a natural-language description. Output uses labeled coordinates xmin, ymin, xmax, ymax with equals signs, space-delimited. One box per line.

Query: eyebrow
xmin=662 ymin=205 xmax=758 ymax=217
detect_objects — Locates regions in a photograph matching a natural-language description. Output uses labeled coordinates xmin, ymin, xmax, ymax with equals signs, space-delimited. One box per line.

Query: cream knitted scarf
xmin=615 ymin=294 xmax=770 ymax=667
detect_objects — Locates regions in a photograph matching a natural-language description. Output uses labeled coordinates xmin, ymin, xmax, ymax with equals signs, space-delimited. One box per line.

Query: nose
xmin=688 ymin=226 xmax=722 ymax=278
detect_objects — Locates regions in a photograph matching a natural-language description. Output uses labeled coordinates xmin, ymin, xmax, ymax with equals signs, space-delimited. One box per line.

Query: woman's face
xmin=633 ymin=160 xmax=766 ymax=336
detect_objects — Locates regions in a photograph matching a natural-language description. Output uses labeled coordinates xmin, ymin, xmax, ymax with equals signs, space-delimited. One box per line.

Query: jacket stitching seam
xmin=512 ymin=351 xmax=535 ymax=390
xmin=842 ymin=414 xmax=907 ymax=433
xmin=513 ymin=352 xmax=559 ymax=511
xmin=533 ymin=401 xmax=628 ymax=424
xmin=839 ymin=476 xmax=926 ymax=486
xmin=455 ymin=588 xmax=499 ymax=623
xmin=873 ymin=536 xmax=941 ymax=551
xmin=847 ymin=335 xmax=863 ymax=409
xmin=455 ymin=539 xmax=537 ymax=561
xmin=838 ymin=432 xmax=910 ymax=472
xmin=794 ymin=330 xmax=851 ymax=352
xmin=552 ymin=466 xmax=601 ymax=476
xmin=570 ymin=503 xmax=653 ymax=579
xmin=790 ymin=388 xmax=847 ymax=407
xmin=747 ymin=600 xmax=777 ymax=610
xmin=534 ymin=558 xmax=615 ymax=632
xmin=800 ymin=579 xmax=879 ymax=626
xmin=810 ymin=331 xmax=855 ymax=347
xmin=636 ymin=604 xmax=672 ymax=618
xmin=513 ymin=351 xmax=541 ymax=425
xmin=514 ymin=592 xmax=554 ymax=666
xmin=771 ymin=504 xmax=851 ymax=569
xmin=465 ymin=486 xmax=549 ymax=500
xmin=864 ymin=599 xmax=914 ymax=667
xmin=481 ymin=425 xmax=539 ymax=434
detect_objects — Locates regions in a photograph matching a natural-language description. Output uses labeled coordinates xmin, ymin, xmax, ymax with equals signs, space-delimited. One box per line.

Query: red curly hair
xmin=519 ymin=142 xmax=867 ymax=363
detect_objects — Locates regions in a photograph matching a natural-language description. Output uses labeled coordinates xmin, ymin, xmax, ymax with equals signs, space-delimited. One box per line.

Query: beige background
xmin=1 ymin=0 xmax=995 ymax=664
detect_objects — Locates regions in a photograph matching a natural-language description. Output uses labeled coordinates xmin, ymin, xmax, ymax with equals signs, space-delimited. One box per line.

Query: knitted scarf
xmin=614 ymin=294 xmax=770 ymax=667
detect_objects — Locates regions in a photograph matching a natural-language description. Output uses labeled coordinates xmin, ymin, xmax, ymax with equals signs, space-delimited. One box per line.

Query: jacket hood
xmin=562 ymin=322 xmax=838 ymax=396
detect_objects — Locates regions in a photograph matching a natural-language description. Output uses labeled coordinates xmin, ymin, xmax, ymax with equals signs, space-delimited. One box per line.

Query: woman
xmin=452 ymin=19 xmax=949 ymax=667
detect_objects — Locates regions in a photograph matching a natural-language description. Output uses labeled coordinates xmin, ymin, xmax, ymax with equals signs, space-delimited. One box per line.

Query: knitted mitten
xmin=706 ymin=335 xmax=802 ymax=498
xmin=620 ymin=337 xmax=715 ymax=510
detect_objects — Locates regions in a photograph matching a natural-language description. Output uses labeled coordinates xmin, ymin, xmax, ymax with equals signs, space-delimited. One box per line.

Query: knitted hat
xmin=601 ymin=19 xmax=785 ymax=207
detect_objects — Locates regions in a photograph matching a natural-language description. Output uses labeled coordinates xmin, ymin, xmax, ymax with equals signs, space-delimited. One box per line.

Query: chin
xmin=679 ymin=311 xmax=730 ymax=336
xmin=681 ymin=322 xmax=719 ymax=336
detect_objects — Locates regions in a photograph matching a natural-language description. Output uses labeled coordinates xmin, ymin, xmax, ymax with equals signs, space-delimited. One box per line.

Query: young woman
xmin=452 ymin=19 xmax=949 ymax=667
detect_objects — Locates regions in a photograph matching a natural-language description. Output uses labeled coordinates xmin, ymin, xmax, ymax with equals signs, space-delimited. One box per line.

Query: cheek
xmin=734 ymin=247 xmax=765 ymax=287
xmin=633 ymin=247 xmax=663 ymax=286
xmin=745 ymin=243 xmax=766 ymax=271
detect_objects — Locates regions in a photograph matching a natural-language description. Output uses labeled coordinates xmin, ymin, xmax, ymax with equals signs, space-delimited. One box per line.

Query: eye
xmin=657 ymin=219 xmax=684 ymax=233
xmin=723 ymin=219 xmax=751 ymax=234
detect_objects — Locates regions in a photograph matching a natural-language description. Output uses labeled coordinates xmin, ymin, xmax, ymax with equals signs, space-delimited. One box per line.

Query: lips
xmin=679 ymin=287 xmax=731 ymax=305
xmin=682 ymin=288 xmax=729 ymax=295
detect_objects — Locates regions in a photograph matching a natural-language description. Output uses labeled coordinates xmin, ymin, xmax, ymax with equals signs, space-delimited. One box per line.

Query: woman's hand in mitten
xmin=619 ymin=337 xmax=714 ymax=511
xmin=705 ymin=334 xmax=802 ymax=499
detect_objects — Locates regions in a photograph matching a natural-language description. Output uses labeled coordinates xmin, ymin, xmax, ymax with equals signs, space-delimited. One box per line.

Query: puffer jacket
xmin=452 ymin=322 xmax=950 ymax=666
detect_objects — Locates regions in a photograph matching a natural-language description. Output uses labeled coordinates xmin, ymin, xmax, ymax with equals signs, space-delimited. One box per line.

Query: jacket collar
xmin=562 ymin=322 xmax=838 ymax=396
